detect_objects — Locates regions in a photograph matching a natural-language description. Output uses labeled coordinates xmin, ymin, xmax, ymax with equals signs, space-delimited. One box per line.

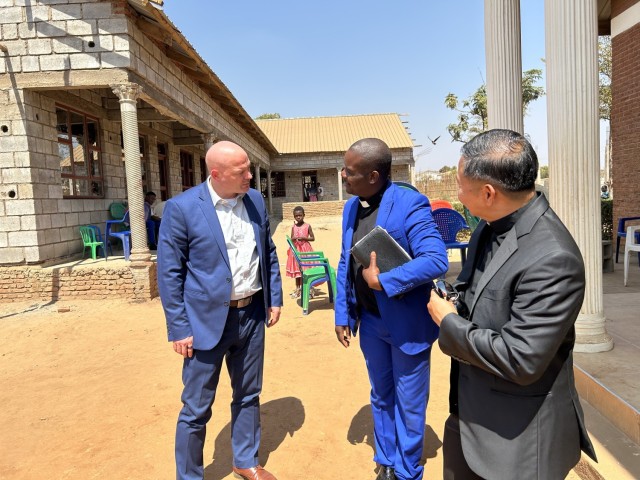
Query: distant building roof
xmin=255 ymin=113 xmax=415 ymax=154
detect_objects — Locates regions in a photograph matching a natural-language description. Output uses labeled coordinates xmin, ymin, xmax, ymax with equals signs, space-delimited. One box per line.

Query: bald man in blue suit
xmin=158 ymin=141 xmax=283 ymax=480
xmin=335 ymin=138 xmax=448 ymax=480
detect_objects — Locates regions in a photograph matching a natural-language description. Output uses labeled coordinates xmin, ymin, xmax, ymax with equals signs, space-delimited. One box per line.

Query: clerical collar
xmin=358 ymin=181 xmax=390 ymax=208
xmin=488 ymin=193 xmax=536 ymax=235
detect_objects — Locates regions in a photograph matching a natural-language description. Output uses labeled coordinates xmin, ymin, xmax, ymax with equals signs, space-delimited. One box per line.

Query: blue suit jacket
xmin=335 ymin=183 xmax=448 ymax=354
xmin=157 ymin=183 xmax=283 ymax=350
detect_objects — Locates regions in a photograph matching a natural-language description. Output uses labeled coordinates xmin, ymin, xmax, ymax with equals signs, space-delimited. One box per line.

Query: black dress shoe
xmin=376 ymin=466 xmax=396 ymax=480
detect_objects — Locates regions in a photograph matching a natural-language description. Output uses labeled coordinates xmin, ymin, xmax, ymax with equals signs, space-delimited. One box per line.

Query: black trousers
xmin=443 ymin=415 xmax=485 ymax=480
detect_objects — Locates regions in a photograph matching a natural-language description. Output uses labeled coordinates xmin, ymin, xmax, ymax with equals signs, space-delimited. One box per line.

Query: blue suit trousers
xmin=175 ymin=298 xmax=266 ymax=480
xmin=359 ymin=309 xmax=432 ymax=480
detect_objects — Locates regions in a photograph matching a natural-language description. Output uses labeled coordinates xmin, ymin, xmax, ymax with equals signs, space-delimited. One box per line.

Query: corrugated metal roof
xmin=255 ymin=114 xmax=414 ymax=154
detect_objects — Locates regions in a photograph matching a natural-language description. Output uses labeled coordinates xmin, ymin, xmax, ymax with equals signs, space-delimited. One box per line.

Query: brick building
xmin=256 ymin=114 xmax=415 ymax=216
xmin=607 ymin=0 xmax=640 ymax=229
xmin=0 ymin=0 xmax=414 ymax=271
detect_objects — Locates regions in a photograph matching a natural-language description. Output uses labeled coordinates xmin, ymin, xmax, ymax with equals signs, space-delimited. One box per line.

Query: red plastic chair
xmin=430 ymin=199 xmax=453 ymax=211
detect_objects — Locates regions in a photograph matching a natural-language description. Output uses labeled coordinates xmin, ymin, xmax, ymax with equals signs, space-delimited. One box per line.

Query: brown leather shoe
xmin=232 ymin=465 xmax=277 ymax=480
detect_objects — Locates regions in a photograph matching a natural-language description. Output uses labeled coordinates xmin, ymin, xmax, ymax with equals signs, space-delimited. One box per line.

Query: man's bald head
xmin=205 ymin=140 xmax=248 ymax=172
xmin=205 ymin=140 xmax=252 ymax=199
xmin=347 ymin=138 xmax=392 ymax=181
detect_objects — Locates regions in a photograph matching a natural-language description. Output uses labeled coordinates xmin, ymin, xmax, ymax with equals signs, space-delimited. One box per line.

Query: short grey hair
xmin=460 ymin=129 xmax=538 ymax=192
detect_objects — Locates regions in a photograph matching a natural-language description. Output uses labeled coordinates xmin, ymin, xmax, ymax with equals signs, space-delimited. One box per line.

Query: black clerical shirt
xmin=350 ymin=182 xmax=391 ymax=317
xmin=466 ymin=196 xmax=536 ymax=304
xmin=450 ymin=195 xmax=536 ymax=416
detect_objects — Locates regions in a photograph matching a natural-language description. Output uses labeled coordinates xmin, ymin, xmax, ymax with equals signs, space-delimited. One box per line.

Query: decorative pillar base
xmin=575 ymin=312 xmax=614 ymax=353
xmin=129 ymin=249 xmax=152 ymax=264
xmin=128 ymin=252 xmax=157 ymax=301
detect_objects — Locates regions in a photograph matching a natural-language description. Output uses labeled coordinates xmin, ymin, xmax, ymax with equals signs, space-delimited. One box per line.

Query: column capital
xmin=202 ymin=132 xmax=217 ymax=149
xmin=111 ymin=83 xmax=143 ymax=103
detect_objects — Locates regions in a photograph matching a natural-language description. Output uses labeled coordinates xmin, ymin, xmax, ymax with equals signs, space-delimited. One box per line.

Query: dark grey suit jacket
xmin=439 ymin=193 xmax=597 ymax=480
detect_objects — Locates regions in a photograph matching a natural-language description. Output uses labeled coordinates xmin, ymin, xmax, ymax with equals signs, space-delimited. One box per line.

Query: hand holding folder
xmin=350 ymin=226 xmax=411 ymax=273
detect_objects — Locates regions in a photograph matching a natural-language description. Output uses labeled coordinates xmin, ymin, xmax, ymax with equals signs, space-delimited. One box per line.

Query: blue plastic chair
xmin=615 ymin=216 xmax=640 ymax=265
xmin=432 ymin=208 xmax=470 ymax=266
xmin=105 ymin=210 xmax=131 ymax=261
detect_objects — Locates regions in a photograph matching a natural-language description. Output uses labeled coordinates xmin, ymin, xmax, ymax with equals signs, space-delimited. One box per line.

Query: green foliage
xmin=450 ymin=200 xmax=473 ymax=241
xmin=539 ymin=165 xmax=549 ymax=179
xmin=450 ymin=200 xmax=465 ymax=216
xmin=601 ymin=198 xmax=613 ymax=241
xmin=255 ymin=113 xmax=281 ymax=120
xmin=444 ymin=85 xmax=488 ymax=143
xmin=439 ymin=165 xmax=456 ymax=174
xmin=445 ymin=68 xmax=545 ymax=143
xmin=599 ymin=36 xmax=611 ymax=121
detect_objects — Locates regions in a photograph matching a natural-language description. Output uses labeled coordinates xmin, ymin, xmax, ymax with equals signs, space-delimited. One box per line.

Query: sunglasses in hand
xmin=432 ymin=279 xmax=470 ymax=319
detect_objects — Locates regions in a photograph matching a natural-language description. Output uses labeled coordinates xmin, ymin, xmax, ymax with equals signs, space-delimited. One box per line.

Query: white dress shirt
xmin=207 ymin=178 xmax=262 ymax=300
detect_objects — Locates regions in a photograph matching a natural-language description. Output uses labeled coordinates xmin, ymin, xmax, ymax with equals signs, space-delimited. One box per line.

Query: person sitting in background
xmin=145 ymin=191 xmax=162 ymax=248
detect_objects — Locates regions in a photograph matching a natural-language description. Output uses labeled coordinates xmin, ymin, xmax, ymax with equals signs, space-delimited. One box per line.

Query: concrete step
xmin=574 ymin=365 xmax=639 ymax=446
xmin=573 ymin=398 xmax=640 ymax=479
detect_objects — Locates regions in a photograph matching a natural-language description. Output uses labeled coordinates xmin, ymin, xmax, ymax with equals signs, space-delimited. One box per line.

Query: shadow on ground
xmin=347 ymin=404 xmax=443 ymax=464
xmin=204 ymin=397 xmax=305 ymax=479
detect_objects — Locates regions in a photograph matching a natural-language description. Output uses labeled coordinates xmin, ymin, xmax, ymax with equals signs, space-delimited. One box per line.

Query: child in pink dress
xmin=286 ymin=206 xmax=315 ymax=298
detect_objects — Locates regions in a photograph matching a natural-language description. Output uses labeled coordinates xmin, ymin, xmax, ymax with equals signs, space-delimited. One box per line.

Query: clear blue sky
xmin=163 ymin=0 xmax=551 ymax=171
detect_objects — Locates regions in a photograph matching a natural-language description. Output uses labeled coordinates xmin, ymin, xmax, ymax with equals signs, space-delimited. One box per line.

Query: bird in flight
xmin=428 ymin=135 xmax=441 ymax=145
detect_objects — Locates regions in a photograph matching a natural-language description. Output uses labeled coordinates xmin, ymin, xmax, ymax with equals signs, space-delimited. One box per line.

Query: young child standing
xmin=286 ymin=206 xmax=315 ymax=298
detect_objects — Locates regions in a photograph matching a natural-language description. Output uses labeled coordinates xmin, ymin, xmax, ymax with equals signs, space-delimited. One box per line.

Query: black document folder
xmin=350 ymin=226 xmax=411 ymax=273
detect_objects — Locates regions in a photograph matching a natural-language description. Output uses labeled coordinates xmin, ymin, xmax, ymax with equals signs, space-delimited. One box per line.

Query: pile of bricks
xmin=0 ymin=265 xmax=138 ymax=301
xmin=281 ymin=200 xmax=346 ymax=219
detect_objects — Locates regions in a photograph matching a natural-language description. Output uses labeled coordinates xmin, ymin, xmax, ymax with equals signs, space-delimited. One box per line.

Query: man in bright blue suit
xmin=158 ymin=141 xmax=283 ymax=480
xmin=335 ymin=138 xmax=448 ymax=480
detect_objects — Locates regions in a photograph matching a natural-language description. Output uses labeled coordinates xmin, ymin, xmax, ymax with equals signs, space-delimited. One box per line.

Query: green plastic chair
xmin=79 ymin=225 xmax=105 ymax=260
xmin=286 ymin=236 xmax=337 ymax=315
xmin=463 ymin=206 xmax=481 ymax=232
xmin=109 ymin=202 xmax=127 ymax=220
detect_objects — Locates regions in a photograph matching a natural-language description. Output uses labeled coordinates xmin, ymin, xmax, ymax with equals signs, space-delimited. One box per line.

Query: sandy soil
xmin=0 ymin=216 xmax=579 ymax=479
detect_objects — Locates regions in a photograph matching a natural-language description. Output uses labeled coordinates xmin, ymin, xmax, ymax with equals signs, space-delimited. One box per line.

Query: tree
xmin=539 ymin=165 xmax=549 ymax=179
xmin=598 ymin=36 xmax=611 ymax=122
xmin=599 ymin=36 xmax=612 ymax=186
xmin=255 ymin=113 xmax=281 ymax=120
xmin=444 ymin=68 xmax=545 ymax=143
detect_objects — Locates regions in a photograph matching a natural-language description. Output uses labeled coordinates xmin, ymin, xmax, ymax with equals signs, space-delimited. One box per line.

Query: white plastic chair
xmin=623 ymin=225 xmax=640 ymax=286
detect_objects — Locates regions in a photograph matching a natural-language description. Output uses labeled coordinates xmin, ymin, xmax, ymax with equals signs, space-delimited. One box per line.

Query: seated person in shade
xmin=145 ymin=191 xmax=161 ymax=248
xmin=153 ymin=198 xmax=166 ymax=219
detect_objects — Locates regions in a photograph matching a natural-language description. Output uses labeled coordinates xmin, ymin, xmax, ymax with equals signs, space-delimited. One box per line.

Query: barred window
xmin=56 ymin=106 xmax=104 ymax=198
xmin=271 ymin=171 xmax=285 ymax=197
xmin=180 ymin=150 xmax=194 ymax=191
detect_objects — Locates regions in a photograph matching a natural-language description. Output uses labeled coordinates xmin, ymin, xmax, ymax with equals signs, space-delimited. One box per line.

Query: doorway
xmin=301 ymin=170 xmax=317 ymax=202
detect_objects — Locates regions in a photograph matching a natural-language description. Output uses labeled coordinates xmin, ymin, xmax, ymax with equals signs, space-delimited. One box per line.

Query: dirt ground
xmin=0 ymin=216 xmax=580 ymax=480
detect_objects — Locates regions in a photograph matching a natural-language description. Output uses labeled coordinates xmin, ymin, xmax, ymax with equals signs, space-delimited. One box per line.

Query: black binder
xmin=350 ymin=226 xmax=411 ymax=273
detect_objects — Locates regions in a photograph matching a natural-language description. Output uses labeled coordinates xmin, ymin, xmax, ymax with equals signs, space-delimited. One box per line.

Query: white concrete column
xmin=545 ymin=0 xmax=612 ymax=352
xmin=484 ymin=0 xmax=524 ymax=133
xmin=267 ymin=169 xmax=273 ymax=213
xmin=111 ymin=83 xmax=150 ymax=263
xmin=337 ymin=166 xmax=343 ymax=201
xmin=202 ymin=132 xmax=217 ymax=152
xmin=254 ymin=164 xmax=261 ymax=195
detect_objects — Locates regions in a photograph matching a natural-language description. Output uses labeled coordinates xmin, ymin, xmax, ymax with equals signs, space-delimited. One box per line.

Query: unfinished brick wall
xmin=281 ymin=200 xmax=346 ymax=220
xmin=0 ymin=262 xmax=158 ymax=302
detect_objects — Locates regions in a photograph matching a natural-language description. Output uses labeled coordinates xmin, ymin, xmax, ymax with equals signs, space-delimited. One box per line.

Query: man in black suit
xmin=428 ymin=129 xmax=597 ymax=479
